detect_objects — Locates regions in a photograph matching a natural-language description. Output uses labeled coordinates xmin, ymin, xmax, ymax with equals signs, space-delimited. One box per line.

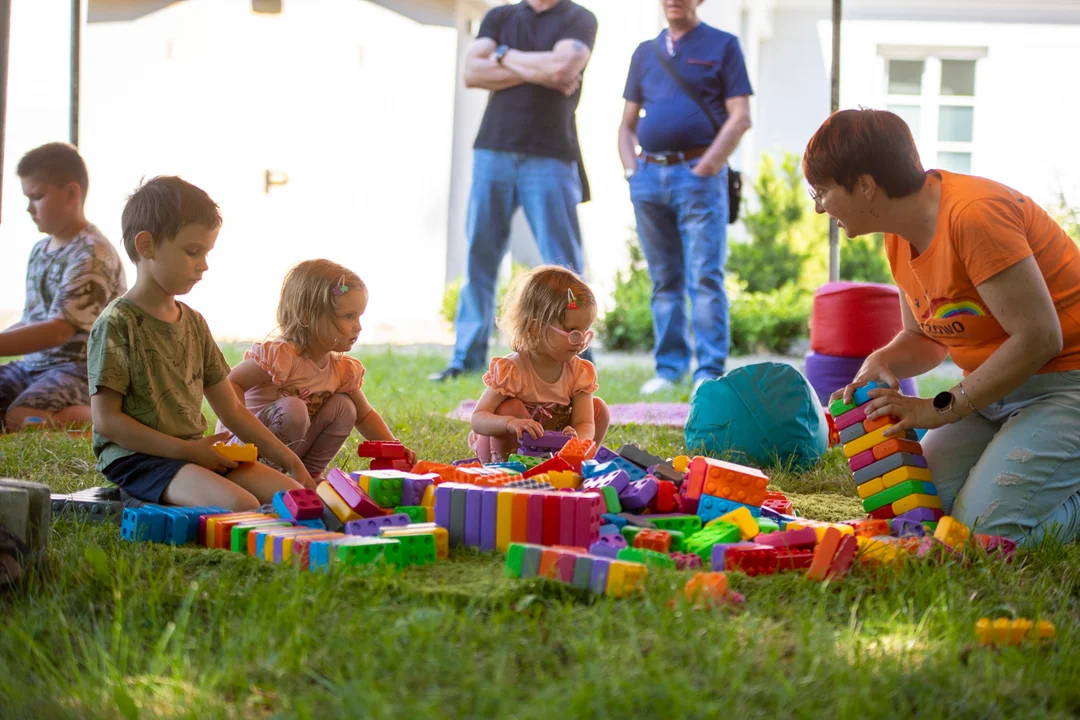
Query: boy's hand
xmin=506 ymin=417 xmax=544 ymax=441
xmin=188 ymin=432 xmax=240 ymax=474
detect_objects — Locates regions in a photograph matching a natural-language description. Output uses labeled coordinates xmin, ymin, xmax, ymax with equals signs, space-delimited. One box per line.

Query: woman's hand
xmin=864 ymin=387 xmax=953 ymax=437
xmin=830 ymin=352 xmax=902 ymax=405
xmin=506 ymin=417 xmax=544 ymax=441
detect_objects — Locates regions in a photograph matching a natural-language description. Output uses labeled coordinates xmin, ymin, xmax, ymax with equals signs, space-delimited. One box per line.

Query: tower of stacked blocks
xmin=831 ymin=381 xmax=944 ymax=531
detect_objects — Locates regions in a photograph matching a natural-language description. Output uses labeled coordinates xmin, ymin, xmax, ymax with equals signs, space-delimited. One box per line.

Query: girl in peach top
xmin=221 ymin=260 xmax=412 ymax=477
xmin=469 ymin=265 xmax=610 ymax=463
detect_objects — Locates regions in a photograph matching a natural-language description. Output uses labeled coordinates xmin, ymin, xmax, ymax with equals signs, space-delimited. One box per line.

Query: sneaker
xmin=428 ymin=367 xmax=465 ymax=382
xmin=640 ymin=377 xmax=677 ymax=395
xmin=119 ymin=490 xmax=147 ymax=509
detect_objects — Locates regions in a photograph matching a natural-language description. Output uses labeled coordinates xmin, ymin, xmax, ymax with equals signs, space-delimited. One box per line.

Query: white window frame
xmin=877 ymin=45 xmax=987 ymax=173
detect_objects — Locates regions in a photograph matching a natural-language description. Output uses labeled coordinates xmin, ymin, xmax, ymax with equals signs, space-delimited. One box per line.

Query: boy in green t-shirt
xmin=88 ymin=176 xmax=313 ymax=510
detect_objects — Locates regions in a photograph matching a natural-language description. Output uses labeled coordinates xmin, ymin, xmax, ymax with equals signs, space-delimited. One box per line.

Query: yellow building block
xmin=976 ymin=617 xmax=1056 ymax=646
xmin=496 ymin=489 xmax=515 ymax=553
xmin=425 ymin=506 xmax=435 ymax=523
xmin=213 ymin=442 xmax=257 ymax=463
xmin=672 ymin=455 xmax=690 ymax=473
xmin=263 ymin=529 xmax=325 ymax=561
xmin=882 ymin=465 xmax=934 ymax=488
xmin=843 ymin=425 xmax=897 ymax=458
xmin=382 ymin=526 xmax=450 ymax=560
xmin=355 ymin=474 xmax=371 ymax=494
xmin=892 ymin=493 xmax=942 ymax=516
xmin=712 ymin=506 xmax=759 ymax=539
xmin=857 ymin=477 xmax=886 ymax=499
xmin=546 ymin=470 xmax=583 ymax=490
xmin=606 ymin=560 xmax=648 ymax=598
xmin=315 ymin=481 xmax=362 ymax=524
xmin=856 ymin=536 xmax=905 ymax=567
xmin=420 ymin=483 xmax=435 ymax=507
xmin=933 ymin=515 xmax=971 ymax=551
xmin=787 ymin=519 xmax=854 ymax=542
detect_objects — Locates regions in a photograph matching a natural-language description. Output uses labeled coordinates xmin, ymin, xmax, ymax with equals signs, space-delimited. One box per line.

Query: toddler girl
xmin=470 ymin=265 xmax=610 ymax=462
xmin=221 ymin=259 xmax=413 ymax=477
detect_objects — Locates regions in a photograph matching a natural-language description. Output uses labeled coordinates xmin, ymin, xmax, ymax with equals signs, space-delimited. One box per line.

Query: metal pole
xmin=70 ymin=0 xmax=81 ymax=146
xmin=0 ymin=0 xmax=11 ymax=222
xmin=828 ymin=0 xmax=841 ymax=282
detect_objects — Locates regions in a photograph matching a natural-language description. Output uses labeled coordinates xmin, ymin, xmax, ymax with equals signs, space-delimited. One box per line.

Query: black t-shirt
xmin=473 ymin=1 xmax=598 ymax=164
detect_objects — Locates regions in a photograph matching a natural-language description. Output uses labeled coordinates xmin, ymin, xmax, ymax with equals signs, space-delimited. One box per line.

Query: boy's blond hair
xmin=277 ymin=259 xmax=366 ymax=351
xmin=497 ymin=265 xmax=595 ymax=354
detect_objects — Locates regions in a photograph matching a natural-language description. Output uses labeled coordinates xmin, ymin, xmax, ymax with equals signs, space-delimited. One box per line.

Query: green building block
xmin=649 ymin=515 xmax=703 ymax=536
xmin=395 ymin=533 xmax=436 ymax=567
xmin=394 ymin=506 xmax=428 ymax=523
xmin=830 ymin=396 xmax=856 ymax=418
xmin=505 ymin=543 xmax=526 ymax=578
xmin=335 ymin=537 xmax=403 ymax=569
xmin=601 ymin=485 xmax=622 ymax=513
xmin=618 ymin=546 xmax=676 ymax=570
xmin=862 ymin=480 xmax=935 ymax=513
xmin=508 ymin=454 xmax=545 ymax=470
xmin=621 ymin=526 xmax=643 ymax=545
xmin=368 ymin=477 xmax=404 ymax=508
xmin=923 ymin=521 xmax=939 ymax=533
xmin=756 ymin=518 xmax=780 ymax=534
xmin=230 ymin=521 xmax=290 ymax=553
xmin=684 ymin=521 xmax=742 ymax=562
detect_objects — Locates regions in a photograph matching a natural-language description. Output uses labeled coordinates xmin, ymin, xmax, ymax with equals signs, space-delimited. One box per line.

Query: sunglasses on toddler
xmin=549 ymin=325 xmax=594 ymax=348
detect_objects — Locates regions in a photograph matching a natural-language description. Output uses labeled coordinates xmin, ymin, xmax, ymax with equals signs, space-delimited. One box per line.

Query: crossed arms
xmin=463 ymin=37 xmax=591 ymax=97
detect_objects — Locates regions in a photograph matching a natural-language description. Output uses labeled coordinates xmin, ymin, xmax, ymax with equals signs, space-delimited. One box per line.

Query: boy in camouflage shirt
xmin=0 ymin=143 xmax=126 ymax=431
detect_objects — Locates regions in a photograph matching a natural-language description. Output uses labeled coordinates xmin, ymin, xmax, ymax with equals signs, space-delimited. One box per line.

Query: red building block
xmin=724 ymin=545 xmax=779 ymax=576
xmin=543 ymin=494 xmax=562 ymax=547
xmin=370 ymin=458 xmax=414 ymax=472
xmin=652 ymin=480 xmax=678 ymax=513
xmin=761 ymin=491 xmax=793 ymax=515
xmin=523 ymin=455 xmax=573 ymax=479
xmin=283 ymin=488 xmax=323 ymax=521
xmin=671 ymin=552 xmax=703 ymax=571
xmin=776 ymin=548 xmax=815 ymax=571
xmin=868 ymin=505 xmax=896 ymax=521
xmin=687 ymin=457 xmax=770 ymax=506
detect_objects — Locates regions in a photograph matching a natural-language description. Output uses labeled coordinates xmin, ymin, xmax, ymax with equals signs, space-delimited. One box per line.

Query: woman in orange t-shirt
xmin=802 ymin=108 xmax=1080 ymax=546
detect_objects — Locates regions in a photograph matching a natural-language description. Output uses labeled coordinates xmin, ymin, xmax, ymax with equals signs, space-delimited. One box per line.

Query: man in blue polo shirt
xmin=430 ymin=0 xmax=598 ymax=382
xmin=619 ymin=0 xmax=752 ymax=395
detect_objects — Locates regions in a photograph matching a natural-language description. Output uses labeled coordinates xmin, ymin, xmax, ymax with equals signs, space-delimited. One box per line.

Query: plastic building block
xmin=838 ymin=422 xmax=867 ymax=445
xmin=648 ymin=514 xmax=703 ymax=536
xmin=872 ymin=437 xmax=924 ymax=461
xmin=857 ymin=477 xmax=886 ymax=499
xmin=316 ymin=481 xmax=362 ymax=524
xmin=508 ymin=453 xmax=545 ymax=470
xmin=775 ymin=548 xmax=816 ymax=571
xmin=761 ymin=491 xmax=793 ymax=516
xmin=756 ymin=518 xmax=780 ymax=534
xmin=976 ymin=618 xmax=1056 ymax=647
xmin=326 ymin=469 xmax=382 ymax=517
xmin=556 ymin=437 xmax=597 ymax=470
xmin=895 ymin=507 xmax=944 ymax=523
xmin=844 ymin=425 xmax=918 ymax=459
xmin=618 ymin=546 xmax=674 ymax=570
xmin=400 ymin=476 xmax=435 ymax=507
xmin=698 ymin=494 xmax=762 ymax=525
xmin=933 ymin=515 xmax=971 ymax=551
xmin=367 ymin=475 xmax=405 ymax=507
xmin=851 ymin=381 xmax=884 ymax=407
xmin=685 ymin=521 xmax=742 ymax=561
xmin=605 ymin=560 xmax=649 ymax=597
xmin=356 ymin=441 xmax=408 ymax=460
xmin=519 ymin=431 xmax=573 ymax=453
xmin=52 ymin=495 xmax=123 ymax=524
xmin=724 ymin=545 xmax=779 ymax=576
xmin=687 ymin=457 xmax=769 ymax=506
xmin=453 ymin=465 xmax=518 ymax=487
xmin=652 ymin=480 xmax=678 ymax=513
xmin=891 ymin=493 xmax=942 ymax=516
xmin=679 ymin=572 xmax=731 ymax=608
xmin=332 ymin=537 xmax=404 ymax=570
xmin=976 ymin=534 xmax=1017 ymax=561
xmin=829 ymin=395 xmax=856 ymax=418
xmin=574 ymin=493 xmax=603 ymax=548
xmin=503 ymin=477 xmax=555 ymax=491
xmin=282 ymin=488 xmax=322 ymax=521
xmin=862 ymin=480 xmax=938 ymax=513
xmin=633 ymin=528 xmax=672 ymax=553
xmin=570 ymin=555 xmax=594 ymax=590
xmin=233 ymin=519 xmax=291 ymax=553
xmin=754 ymin=527 xmax=816 ymax=549
xmin=833 ymin=404 xmax=867 ymax=431
xmin=522 ymin=455 xmax=573 ymax=479
xmin=601 ymin=513 xmax=627 ymax=529
xmin=619 ymin=476 xmax=657 ymax=511
xmin=213 ymin=442 xmax=257 ymax=463
xmin=714 ymin=506 xmax=759 ymax=540
xmin=882 ymin=465 xmax=934 ymax=489
xmin=671 ymin=552 xmax=703 ymax=571
xmin=617 ymin=444 xmax=665 ymax=470
xmin=849 ymin=519 xmax=892 ymax=538
xmin=852 ymin=451 xmax=927 ymax=486
xmin=345 ymin=513 xmax=412 ymax=537
xmin=394 ymin=506 xmax=428 ymax=524
xmin=891 ymin=518 xmax=926 ymax=537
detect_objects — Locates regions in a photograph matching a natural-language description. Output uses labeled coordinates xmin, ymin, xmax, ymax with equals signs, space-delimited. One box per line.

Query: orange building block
xmin=687 ymin=456 xmax=769 ymax=505
xmin=633 ymin=529 xmax=672 ymax=553
xmin=681 ymin=572 xmax=729 ymax=607
xmin=412 ymin=461 xmax=458 ymax=483
xmin=872 ymin=438 xmax=924 ymax=461
xmin=851 ymin=519 xmax=892 ymax=539
xmin=213 ymin=442 xmax=258 ymax=463
xmin=862 ymin=414 xmax=901 ymax=433
xmin=454 ymin=465 xmax=516 ymax=487
xmin=557 ymin=438 xmax=598 ymax=470
xmin=511 ymin=492 xmax=529 ymax=544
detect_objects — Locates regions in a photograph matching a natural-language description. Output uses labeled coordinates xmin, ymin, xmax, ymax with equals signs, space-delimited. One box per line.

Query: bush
xmin=1049 ymin=192 xmax=1080 ymax=241
xmin=729 ymin=282 xmax=812 ymax=355
xmin=595 ymin=235 xmax=654 ymax=352
xmin=728 ymin=153 xmax=810 ymax=293
xmin=840 ymin=233 xmax=892 ymax=284
xmin=439 ymin=262 xmax=529 ymax=335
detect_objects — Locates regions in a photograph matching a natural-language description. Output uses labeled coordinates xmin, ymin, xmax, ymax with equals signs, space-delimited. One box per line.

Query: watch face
xmin=933 ymin=391 xmax=953 ymax=410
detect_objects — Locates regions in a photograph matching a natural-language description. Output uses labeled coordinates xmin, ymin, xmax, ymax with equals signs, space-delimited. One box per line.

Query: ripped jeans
xmin=923 ymin=369 xmax=1080 ymax=546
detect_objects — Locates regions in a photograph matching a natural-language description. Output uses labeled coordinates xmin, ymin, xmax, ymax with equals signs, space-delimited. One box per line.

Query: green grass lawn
xmin=1 ymin=349 xmax=1078 ymax=719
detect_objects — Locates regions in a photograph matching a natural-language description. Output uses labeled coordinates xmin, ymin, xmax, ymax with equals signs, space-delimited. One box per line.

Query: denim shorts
xmin=101 ymin=452 xmax=195 ymax=504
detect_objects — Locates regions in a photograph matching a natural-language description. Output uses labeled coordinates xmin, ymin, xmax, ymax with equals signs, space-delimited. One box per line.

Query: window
xmin=879 ymin=48 xmax=985 ymax=174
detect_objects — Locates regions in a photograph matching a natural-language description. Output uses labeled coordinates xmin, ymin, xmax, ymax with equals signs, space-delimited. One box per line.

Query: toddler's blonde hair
xmin=277 ymin=259 xmax=366 ymax=351
xmin=498 ymin=265 xmax=595 ymax=354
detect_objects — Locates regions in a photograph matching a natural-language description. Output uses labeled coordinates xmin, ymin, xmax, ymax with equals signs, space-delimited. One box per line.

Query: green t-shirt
xmin=87 ymin=298 xmax=231 ymax=471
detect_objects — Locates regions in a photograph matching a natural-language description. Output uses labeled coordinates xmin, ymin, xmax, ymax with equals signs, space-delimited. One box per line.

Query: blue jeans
xmin=451 ymin=149 xmax=586 ymax=371
xmin=630 ymin=158 xmax=730 ymax=383
xmin=923 ymin=370 xmax=1080 ymax=546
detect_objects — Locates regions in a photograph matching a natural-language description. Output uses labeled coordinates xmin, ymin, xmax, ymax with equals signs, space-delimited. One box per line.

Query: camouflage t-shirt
xmin=19 ymin=225 xmax=127 ymax=370
xmin=87 ymin=298 xmax=231 ymax=471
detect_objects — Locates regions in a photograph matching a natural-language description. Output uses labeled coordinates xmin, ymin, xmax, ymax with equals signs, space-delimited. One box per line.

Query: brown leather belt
xmin=640 ymin=147 xmax=709 ymax=165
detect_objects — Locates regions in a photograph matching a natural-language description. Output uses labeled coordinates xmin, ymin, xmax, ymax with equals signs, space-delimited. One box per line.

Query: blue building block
xmin=147 ymin=506 xmax=189 ymax=545
xmin=697 ymin=494 xmax=762 ymax=525
xmin=601 ymin=513 xmax=628 ymax=529
xmin=297 ymin=518 xmax=327 ymax=530
xmin=581 ymin=458 xmax=646 ymax=482
xmin=121 ymin=508 xmax=153 ymax=542
xmin=853 ymin=381 xmax=883 ymax=407
xmin=599 ymin=524 xmax=621 ymax=536
xmin=485 ymin=461 xmax=527 ymax=474
xmin=272 ymin=491 xmax=296 ymax=521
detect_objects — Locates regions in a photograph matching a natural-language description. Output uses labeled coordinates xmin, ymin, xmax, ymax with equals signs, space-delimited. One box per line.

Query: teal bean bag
xmin=684 ymin=362 xmax=828 ymax=470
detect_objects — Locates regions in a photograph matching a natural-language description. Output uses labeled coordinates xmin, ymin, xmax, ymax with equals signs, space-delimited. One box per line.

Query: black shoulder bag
xmin=651 ymin=40 xmax=742 ymax=224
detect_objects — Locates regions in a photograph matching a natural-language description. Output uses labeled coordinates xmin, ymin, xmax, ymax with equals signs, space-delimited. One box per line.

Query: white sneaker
xmin=640 ymin=377 xmax=677 ymax=395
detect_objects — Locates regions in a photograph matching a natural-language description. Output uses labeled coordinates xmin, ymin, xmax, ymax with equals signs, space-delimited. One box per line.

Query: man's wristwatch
xmin=494 ymin=45 xmax=510 ymax=65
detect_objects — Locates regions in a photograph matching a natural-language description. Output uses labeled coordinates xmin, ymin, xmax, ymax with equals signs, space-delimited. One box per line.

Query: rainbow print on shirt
xmin=920 ymin=296 xmax=989 ymax=322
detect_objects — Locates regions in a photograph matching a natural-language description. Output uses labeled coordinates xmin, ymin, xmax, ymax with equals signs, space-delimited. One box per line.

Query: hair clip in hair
xmin=332 ymin=276 xmax=349 ymax=296
xmin=567 ymin=288 xmax=579 ymax=310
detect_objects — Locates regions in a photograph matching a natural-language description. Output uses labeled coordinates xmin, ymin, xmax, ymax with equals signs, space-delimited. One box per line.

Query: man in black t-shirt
xmin=430 ymin=0 xmax=598 ymax=382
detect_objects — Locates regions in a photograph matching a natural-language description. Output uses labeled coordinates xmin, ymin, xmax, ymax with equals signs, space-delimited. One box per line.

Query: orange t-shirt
xmin=885 ymin=171 xmax=1080 ymax=375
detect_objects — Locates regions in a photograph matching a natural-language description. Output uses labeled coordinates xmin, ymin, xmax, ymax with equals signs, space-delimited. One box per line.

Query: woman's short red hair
xmin=803 ymin=109 xmax=926 ymax=199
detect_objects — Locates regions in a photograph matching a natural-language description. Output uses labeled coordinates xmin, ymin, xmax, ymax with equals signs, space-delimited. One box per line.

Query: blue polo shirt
xmin=623 ymin=23 xmax=753 ymax=153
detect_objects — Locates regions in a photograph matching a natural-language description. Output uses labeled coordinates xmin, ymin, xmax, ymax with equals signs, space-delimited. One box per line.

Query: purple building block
xmin=599 ymin=524 xmax=620 ymax=536
xmin=588 ymin=556 xmax=612 ymax=594
xmin=518 ymin=431 xmax=573 ymax=453
xmin=402 ymin=475 xmax=435 ymax=507
xmin=589 ymin=534 xmax=628 ymax=560
xmin=618 ymin=476 xmax=658 ymax=511
xmin=895 ymin=507 xmax=942 ymax=523
xmin=452 ymin=457 xmax=482 ymax=466
xmin=594 ymin=446 xmax=619 ymax=463
xmin=891 ymin=518 xmax=925 ymax=538
xmin=582 ymin=469 xmax=630 ymax=495
xmin=345 ymin=513 xmax=411 ymax=537
xmin=434 ymin=485 xmax=452 ymax=530
xmin=480 ymin=488 xmax=499 ymax=551
xmin=465 ymin=487 xmax=484 ymax=547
